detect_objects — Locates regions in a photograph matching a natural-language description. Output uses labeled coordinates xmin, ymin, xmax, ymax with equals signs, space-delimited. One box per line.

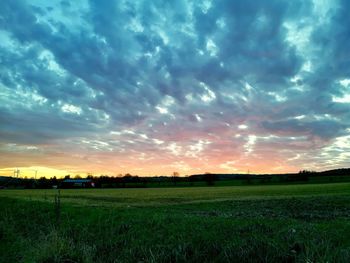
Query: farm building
xmin=61 ymin=179 xmax=95 ymax=188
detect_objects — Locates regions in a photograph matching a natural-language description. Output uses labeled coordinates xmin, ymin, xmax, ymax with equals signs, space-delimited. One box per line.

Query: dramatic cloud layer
xmin=0 ymin=0 xmax=349 ymax=176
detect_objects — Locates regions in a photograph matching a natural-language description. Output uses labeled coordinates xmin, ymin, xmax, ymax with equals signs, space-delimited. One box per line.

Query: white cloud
xmin=61 ymin=104 xmax=82 ymax=115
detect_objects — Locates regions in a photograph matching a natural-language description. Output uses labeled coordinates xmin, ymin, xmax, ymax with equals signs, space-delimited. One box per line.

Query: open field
xmin=1 ymin=182 xmax=350 ymax=207
xmin=1 ymin=182 xmax=350 ymax=262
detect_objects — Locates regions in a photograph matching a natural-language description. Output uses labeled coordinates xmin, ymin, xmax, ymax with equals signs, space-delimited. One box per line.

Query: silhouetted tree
xmin=51 ymin=176 xmax=58 ymax=186
xmin=172 ymin=172 xmax=179 ymax=186
xmin=203 ymin=172 xmax=217 ymax=186
xmin=298 ymin=170 xmax=311 ymax=181
xmin=37 ymin=177 xmax=50 ymax=188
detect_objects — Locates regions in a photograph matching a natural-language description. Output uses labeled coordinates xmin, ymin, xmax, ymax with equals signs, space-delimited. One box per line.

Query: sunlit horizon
xmin=0 ymin=165 xmax=328 ymax=179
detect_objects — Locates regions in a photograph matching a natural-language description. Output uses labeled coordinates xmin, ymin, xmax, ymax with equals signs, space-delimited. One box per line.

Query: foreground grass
xmin=1 ymin=183 xmax=350 ymax=262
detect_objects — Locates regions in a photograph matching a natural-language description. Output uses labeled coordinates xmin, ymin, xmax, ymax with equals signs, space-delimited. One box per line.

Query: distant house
xmin=61 ymin=179 xmax=95 ymax=188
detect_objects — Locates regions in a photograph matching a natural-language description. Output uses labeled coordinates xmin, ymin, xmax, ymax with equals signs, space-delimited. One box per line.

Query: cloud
xmin=0 ymin=0 xmax=349 ymax=174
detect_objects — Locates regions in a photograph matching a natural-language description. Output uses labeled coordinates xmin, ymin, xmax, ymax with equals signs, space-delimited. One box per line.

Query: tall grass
xmin=1 ymin=183 xmax=350 ymax=262
xmin=54 ymin=189 xmax=61 ymax=228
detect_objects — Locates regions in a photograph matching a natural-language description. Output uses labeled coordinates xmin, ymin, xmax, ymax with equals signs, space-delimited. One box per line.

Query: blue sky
xmin=0 ymin=0 xmax=349 ymax=176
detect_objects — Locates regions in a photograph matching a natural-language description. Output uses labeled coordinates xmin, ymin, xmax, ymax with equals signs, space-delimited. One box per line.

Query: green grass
xmin=1 ymin=182 xmax=350 ymax=207
xmin=1 ymin=182 xmax=350 ymax=262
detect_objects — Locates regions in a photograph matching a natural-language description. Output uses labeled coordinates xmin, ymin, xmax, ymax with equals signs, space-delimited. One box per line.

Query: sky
xmin=0 ymin=0 xmax=350 ymax=178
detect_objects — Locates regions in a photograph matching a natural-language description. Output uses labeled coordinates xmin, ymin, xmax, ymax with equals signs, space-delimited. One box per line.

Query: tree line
xmin=1 ymin=168 xmax=349 ymax=189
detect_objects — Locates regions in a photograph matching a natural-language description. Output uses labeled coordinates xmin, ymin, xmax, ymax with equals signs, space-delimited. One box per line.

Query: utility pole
xmin=14 ymin=168 xmax=20 ymax=178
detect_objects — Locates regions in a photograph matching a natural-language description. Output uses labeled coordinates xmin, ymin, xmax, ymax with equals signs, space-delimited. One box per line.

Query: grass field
xmin=1 ymin=182 xmax=350 ymax=262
